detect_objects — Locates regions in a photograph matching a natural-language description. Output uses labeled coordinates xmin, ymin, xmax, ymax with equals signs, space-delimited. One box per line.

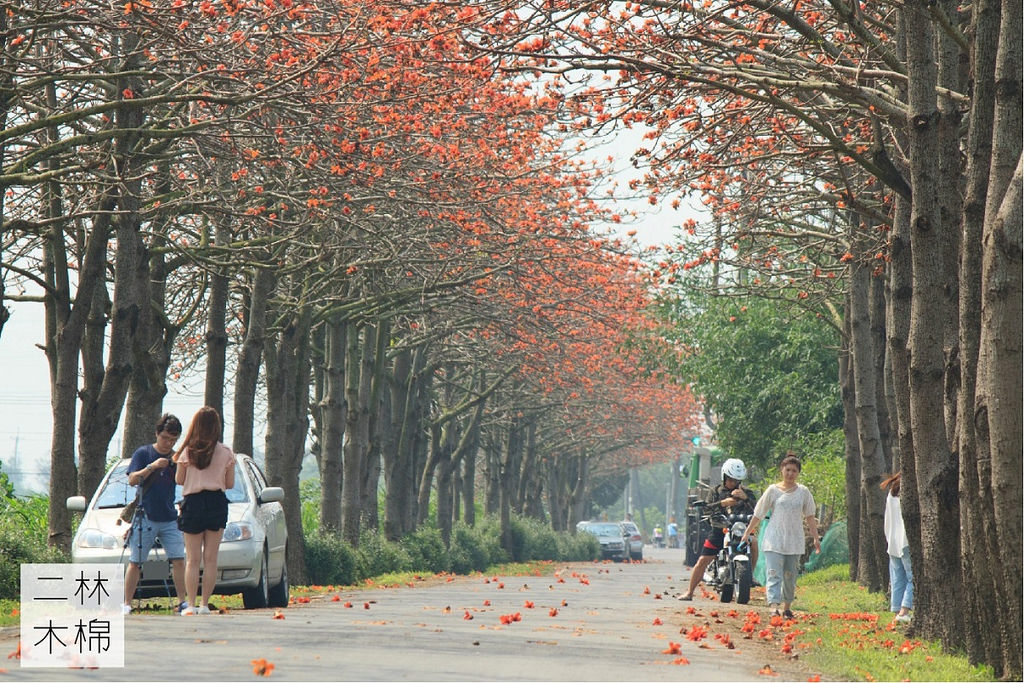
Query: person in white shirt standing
xmin=881 ymin=472 xmax=913 ymax=623
xmin=740 ymin=453 xmax=820 ymax=619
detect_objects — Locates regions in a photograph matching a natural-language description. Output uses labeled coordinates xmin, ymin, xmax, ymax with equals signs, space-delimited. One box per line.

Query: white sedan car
xmin=67 ymin=453 xmax=289 ymax=609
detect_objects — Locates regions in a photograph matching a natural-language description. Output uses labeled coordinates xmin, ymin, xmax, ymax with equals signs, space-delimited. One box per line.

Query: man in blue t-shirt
xmin=123 ymin=414 xmax=187 ymax=614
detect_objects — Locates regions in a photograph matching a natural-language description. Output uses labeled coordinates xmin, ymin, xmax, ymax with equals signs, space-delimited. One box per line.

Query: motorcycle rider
xmin=679 ymin=458 xmax=757 ymax=601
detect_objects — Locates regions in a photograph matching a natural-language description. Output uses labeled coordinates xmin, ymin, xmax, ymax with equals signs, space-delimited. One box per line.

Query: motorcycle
xmin=692 ymin=500 xmax=753 ymax=604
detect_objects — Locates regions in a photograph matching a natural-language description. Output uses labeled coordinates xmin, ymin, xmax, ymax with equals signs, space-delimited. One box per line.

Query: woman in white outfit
xmin=881 ymin=472 xmax=913 ymax=622
xmin=740 ymin=454 xmax=820 ymax=618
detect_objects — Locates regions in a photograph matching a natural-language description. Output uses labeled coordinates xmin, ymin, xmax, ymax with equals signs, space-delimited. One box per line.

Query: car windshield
xmin=93 ymin=460 xmax=248 ymax=508
xmin=584 ymin=524 xmax=622 ymax=536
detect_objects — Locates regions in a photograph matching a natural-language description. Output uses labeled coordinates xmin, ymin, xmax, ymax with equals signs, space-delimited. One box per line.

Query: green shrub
xmin=0 ymin=496 xmax=66 ymax=600
xmin=450 ymin=520 xmax=508 ymax=572
xmin=304 ymin=529 xmax=358 ymax=586
xmin=299 ymin=478 xmax=321 ymax=537
xmin=355 ymin=530 xmax=412 ymax=579
xmin=401 ymin=527 xmax=451 ymax=574
xmin=557 ymin=530 xmax=600 ymax=561
xmin=517 ymin=517 xmax=561 ymax=561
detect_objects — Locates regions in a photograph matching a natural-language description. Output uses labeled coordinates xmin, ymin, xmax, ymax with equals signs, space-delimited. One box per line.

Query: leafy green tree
xmin=657 ymin=291 xmax=842 ymax=471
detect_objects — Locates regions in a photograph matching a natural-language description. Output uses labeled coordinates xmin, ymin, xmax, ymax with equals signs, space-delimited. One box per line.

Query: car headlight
xmin=222 ymin=522 xmax=253 ymax=542
xmin=77 ymin=528 xmax=120 ymax=550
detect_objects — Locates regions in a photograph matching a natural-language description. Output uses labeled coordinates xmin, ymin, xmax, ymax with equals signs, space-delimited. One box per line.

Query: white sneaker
xmin=122 ymin=604 xmax=132 ymax=615
xmin=180 ymin=606 xmax=196 ymax=616
xmin=196 ymin=605 xmax=211 ymax=615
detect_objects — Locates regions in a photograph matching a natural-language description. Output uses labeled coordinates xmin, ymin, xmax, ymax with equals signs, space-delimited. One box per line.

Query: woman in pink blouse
xmin=173 ymin=406 xmax=235 ymax=615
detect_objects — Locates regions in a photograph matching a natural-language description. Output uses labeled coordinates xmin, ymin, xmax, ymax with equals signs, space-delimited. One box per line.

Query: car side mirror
xmin=66 ymin=496 xmax=87 ymax=512
xmin=258 ymin=487 xmax=284 ymax=504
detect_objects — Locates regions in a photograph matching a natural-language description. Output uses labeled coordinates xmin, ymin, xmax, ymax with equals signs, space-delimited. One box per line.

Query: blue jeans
xmin=889 ymin=547 xmax=913 ymax=611
xmin=764 ymin=551 xmax=800 ymax=605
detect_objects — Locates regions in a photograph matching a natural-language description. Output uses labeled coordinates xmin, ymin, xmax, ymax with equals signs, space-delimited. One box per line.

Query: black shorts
xmin=701 ymin=528 xmax=726 ymax=557
xmin=178 ymin=490 xmax=228 ymax=534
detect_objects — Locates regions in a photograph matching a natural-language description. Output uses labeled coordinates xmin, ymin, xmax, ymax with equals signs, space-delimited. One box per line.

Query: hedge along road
xmin=2 ymin=547 xmax=815 ymax=681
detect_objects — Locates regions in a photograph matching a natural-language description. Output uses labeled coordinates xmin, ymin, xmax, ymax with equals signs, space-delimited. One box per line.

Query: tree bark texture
xmin=263 ymin=302 xmax=312 ymax=585
xmin=903 ymin=1 xmax=962 ymax=647
xmin=232 ymin=266 xmax=274 ymax=456
xmin=203 ymin=221 xmax=231 ymax=418
xmin=317 ymin=317 xmax=346 ymax=533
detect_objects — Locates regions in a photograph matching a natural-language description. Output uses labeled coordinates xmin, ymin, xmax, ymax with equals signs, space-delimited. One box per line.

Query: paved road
xmin=2 ymin=547 xmax=811 ymax=681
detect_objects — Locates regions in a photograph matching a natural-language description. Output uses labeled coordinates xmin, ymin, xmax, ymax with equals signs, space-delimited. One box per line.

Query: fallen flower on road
xmin=548 ymin=608 xmax=558 ymax=617
xmin=662 ymin=642 xmax=682 ymax=655
xmin=251 ymin=658 xmax=275 ymax=676
xmin=343 ymin=601 xmax=352 ymax=608
xmin=271 ymin=611 xmax=284 ymax=620
xmin=463 ymin=611 xmax=473 ymax=620
xmin=672 ymin=657 xmax=690 ymax=665
xmin=652 ymin=617 xmax=662 ymax=625
xmin=758 ymin=664 xmax=778 ymax=676
xmin=524 ymin=601 xmax=534 ymax=608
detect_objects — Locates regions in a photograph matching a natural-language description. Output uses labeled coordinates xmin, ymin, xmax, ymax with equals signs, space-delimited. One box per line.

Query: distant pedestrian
xmin=667 ymin=519 xmax=679 ymax=549
xmin=174 ymin=406 xmax=235 ymax=615
xmin=881 ymin=473 xmax=913 ymax=623
xmin=740 ymin=454 xmax=820 ymax=619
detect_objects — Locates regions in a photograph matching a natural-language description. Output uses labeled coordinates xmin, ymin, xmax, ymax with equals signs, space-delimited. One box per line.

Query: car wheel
xmin=268 ymin=550 xmax=289 ymax=608
xmin=242 ymin=550 xmax=269 ymax=609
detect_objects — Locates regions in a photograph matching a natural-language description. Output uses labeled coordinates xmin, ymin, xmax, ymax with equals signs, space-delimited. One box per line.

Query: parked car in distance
xmin=67 ymin=453 xmax=289 ymax=609
xmin=577 ymin=521 xmax=629 ymax=561
xmin=620 ymin=521 xmax=644 ymax=560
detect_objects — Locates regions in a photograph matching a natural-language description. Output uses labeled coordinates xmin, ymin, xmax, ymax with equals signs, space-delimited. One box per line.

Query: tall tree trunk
xmin=383 ymin=346 xmax=416 ymax=540
xmin=203 ymin=221 xmax=231 ymax=417
xmin=318 ymin=317 xmax=346 ymax=532
xmin=461 ymin=444 xmax=477 ymax=527
xmin=122 ymin=231 xmax=175 ymax=457
xmin=567 ymin=452 xmax=590 ymax=530
xmin=956 ymin=0 xmax=1003 ymax=668
xmin=360 ymin=319 xmax=388 ymax=533
xmin=232 ymin=265 xmax=273 ymax=456
xmin=849 ymin=255 xmax=888 ymax=591
xmin=76 ymin=30 xmax=150 ymax=501
xmin=974 ymin=3 xmax=1023 ymax=673
xmin=43 ymin=185 xmax=113 ymax=550
xmin=840 ymin=298 xmax=861 ymax=580
xmin=341 ymin=322 xmax=374 ymax=545
xmin=264 ymin=302 xmax=312 ymax=585
xmin=903 ymin=2 xmax=962 ymax=647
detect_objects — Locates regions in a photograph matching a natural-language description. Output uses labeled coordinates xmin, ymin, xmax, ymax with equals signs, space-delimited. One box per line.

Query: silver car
xmin=67 ymin=453 xmax=289 ymax=609
xmin=578 ymin=522 xmax=629 ymax=561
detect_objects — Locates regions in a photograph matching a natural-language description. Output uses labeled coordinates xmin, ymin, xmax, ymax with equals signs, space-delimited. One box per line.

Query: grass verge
xmin=792 ymin=564 xmax=993 ymax=681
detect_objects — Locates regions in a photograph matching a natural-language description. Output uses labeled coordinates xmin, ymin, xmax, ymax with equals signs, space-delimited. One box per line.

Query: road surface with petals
xmin=2 ymin=547 xmax=820 ymax=681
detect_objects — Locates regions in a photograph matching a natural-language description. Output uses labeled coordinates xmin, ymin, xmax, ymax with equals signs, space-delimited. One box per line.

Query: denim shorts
xmin=128 ymin=518 xmax=185 ymax=564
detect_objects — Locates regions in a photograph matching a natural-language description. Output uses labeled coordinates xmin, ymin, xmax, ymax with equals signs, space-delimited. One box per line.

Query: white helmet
xmin=722 ymin=458 xmax=747 ymax=482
